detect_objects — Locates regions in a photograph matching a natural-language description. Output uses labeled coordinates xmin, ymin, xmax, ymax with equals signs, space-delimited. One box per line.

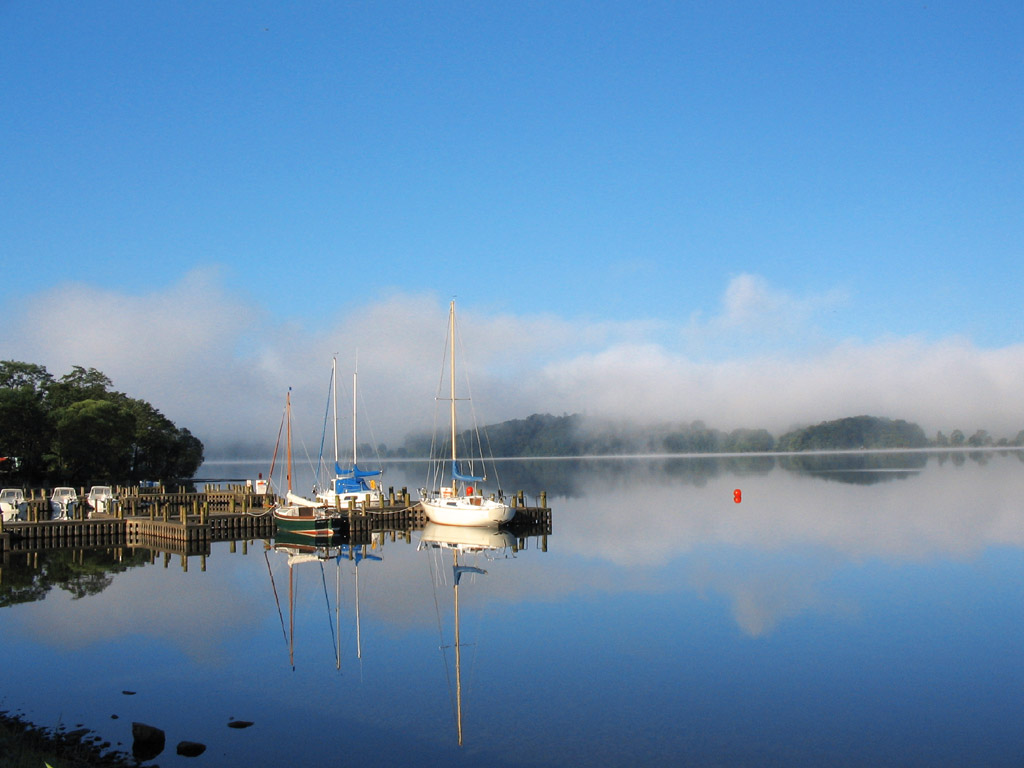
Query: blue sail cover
xmin=452 ymin=460 xmax=484 ymax=483
xmin=334 ymin=463 xmax=382 ymax=494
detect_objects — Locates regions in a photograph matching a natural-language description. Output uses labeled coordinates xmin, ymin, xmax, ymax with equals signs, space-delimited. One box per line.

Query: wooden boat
xmin=270 ymin=390 xmax=347 ymax=537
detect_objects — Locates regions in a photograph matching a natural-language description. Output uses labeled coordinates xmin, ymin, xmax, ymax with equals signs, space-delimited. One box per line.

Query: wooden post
xmin=540 ymin=491 xmax=547 ymax=509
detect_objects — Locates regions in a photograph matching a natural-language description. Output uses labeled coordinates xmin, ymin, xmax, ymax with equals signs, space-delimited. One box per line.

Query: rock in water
xmin=177 ymin=740 xmax=207 ymax=757
xmin=131 ymin=722 xmax=165 ymax=761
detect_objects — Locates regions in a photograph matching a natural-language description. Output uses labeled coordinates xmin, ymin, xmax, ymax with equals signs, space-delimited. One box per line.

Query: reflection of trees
xmin=779 ymin=452 xmax=928 ymax=484
xmin=0 ymin=548 xmax=150 ymax=607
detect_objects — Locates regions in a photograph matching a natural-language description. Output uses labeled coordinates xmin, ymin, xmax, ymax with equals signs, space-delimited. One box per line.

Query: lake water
xmin=2 ymin=450 xmax=1023 ymax=766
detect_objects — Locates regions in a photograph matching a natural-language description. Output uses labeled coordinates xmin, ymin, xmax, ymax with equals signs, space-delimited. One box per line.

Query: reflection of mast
xmin=454 ymin=550 xmax=463 ymax=746
xmin=355 ymin=546 xmax=363 ymax=661
xmin=288 ymin=563 xmax=295 ymax=670
xmin=451 ymin=550 xmax=488 ymax=747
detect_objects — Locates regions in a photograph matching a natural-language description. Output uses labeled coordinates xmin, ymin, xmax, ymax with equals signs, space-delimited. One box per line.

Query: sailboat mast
xmin=449 ymin=301 xmax=457 ymax=493
xmin=331 ymin=357 xmax=339 ymax=469
xmin=353 ymin=367 xmax=359 ymax=468
xmin=286 ymin=389 xmax=293 ymax=494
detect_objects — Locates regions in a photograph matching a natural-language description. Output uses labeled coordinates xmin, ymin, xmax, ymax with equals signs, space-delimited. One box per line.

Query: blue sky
xmin=2 ymin=1 xmax=1022 ymax=449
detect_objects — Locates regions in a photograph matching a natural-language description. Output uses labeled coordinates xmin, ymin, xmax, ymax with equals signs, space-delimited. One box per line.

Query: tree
xmin=51 ymin=399 xmax=136 ymax=484
xmin=967 ymin=429 xmax=992 ymax=447
xmin=0 ymin=361 xmax=204 ymax=485
xmin=0 ymin=361 xmax=54 ymax=393
xmin=0 ymin=386 xmax=53 ymax=484
xmin=950 ymin=429 xmax=965 ymax=447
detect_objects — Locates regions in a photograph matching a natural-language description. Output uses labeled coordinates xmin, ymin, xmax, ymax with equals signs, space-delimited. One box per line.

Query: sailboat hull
xmin=420 ymin=496 xmax=513 ymax=527
xmin=273 ymin=506 xmax=348 ymax=537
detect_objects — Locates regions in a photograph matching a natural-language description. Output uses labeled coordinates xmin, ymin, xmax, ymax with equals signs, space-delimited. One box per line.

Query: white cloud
xmin=2 ymin=270 xmax=1022 ymax=454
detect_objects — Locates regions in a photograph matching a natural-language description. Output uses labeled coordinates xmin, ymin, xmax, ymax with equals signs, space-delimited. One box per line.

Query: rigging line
xmin=454 ymin=312 xmax=502 ymax=489
xmin=268 ymin=403 xmax=287 ymax=489
xmin=265 ymin=550 xmax=289 ymax=653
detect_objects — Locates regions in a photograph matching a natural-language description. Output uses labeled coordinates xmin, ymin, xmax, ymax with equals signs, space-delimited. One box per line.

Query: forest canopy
xmin=0 ymin=361 xmax=204 ymax=486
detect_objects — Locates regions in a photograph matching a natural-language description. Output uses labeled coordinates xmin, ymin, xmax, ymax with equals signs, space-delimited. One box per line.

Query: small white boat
xmin=86 ymin=485 xmax=116 ymax=516
xmin=419 ymin=301 xmax=513 ymax=528
xmin=0 ymin=488 xmax=27 ymax=521
xmin=50 ymin=487 xmax=78 ymax=520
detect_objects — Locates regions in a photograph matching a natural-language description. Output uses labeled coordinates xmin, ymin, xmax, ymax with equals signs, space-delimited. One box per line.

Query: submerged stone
xmin=131 ymin=722 xmax=165 ymax=761
xmin=177 ymin=740 xmax=207 ymax=757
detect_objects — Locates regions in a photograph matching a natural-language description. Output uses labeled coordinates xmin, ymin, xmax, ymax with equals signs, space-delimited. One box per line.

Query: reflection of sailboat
xmin=419 ymin=522 xmax=515 ymax=746
xmin=316 ymin=358 xmax=383 ymax=510
xmin=419 ymin=301 xmax=513 ymax=527
xmin=270 ymin=390 xmax=343 ymax=537
xmin=270 ymin=530 xmax=382 ymax=670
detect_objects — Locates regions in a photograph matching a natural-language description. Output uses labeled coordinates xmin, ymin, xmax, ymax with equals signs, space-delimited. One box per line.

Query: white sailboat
xmin=419 ymin=301 xmax=513 ymax=527
xmin=316 ymin=358 xmax=382 ymax=510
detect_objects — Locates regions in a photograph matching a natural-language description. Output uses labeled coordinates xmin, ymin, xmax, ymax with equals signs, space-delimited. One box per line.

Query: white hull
xmin=50 ymin=488 xmax=78 ymax=520
xmin=0 ymin=489 xmax=26 ymax=521
xmin=420 ymin=495 xmax=513 ymax=527
xmin=0 ymin=504 xmax=25 ymax=522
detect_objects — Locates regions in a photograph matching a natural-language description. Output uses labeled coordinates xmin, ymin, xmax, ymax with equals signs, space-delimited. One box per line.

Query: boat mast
xmin=449 ymin=301 xmax=457 ymax=494
xmin=331 ymin=357 xmax=339 ymax=469
xmin=286 ymin=389 xmax=293 ymax=494
xmin=353 ymin=364 xmax=359 ymax=469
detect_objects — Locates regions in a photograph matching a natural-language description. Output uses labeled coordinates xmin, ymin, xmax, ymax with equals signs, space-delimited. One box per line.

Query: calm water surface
xmin=2 ymin=451 xmax=1023 ymax=766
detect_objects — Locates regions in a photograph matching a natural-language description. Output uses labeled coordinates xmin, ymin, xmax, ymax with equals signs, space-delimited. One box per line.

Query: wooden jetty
xmin=0 ymin=485 xmax=552 ymax=554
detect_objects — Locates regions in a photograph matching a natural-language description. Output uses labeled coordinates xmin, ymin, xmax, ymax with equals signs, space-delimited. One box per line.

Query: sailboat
xmin=419 ymin=522 xmax=515 ymax=746
xmin=270 ymin=389 xmax=346 ymax=537
xmin=419 ymin=301 xmax=513 ymax=527
xmin=316 ymin=358 xmax=383 ymax=510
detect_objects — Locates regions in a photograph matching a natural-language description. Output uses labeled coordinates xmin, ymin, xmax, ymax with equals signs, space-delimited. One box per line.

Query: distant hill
xmin=776 ymin=415 xmax=928 ymax=451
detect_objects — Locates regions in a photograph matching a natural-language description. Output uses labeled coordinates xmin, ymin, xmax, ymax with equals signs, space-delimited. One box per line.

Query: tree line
xmin=384 ymin=412 xmax=1024 ymax=458
xmin=0 ymin=360 xmax=204 ymax=487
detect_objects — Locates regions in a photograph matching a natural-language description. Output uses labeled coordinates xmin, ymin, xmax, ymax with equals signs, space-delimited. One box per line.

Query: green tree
xmin=51 ymin=399 xmax=136 ymax=484
xmin=0 ymin=361 xmax=204 ymax=485
xmin=950 ymin=429 xmax=965 ymax=446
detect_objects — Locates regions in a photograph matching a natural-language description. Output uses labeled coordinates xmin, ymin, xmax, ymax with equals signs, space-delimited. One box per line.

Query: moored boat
xmin=270 ymin=389 xmax=346 ymax=537
xmin=0 ymin=488 xmax=27 ymax=521
xmin=86 ymin=485 xmax=116 ymax=516
xmin=419 ymin=301 xmax=512 ymax=527
xmin=315 ymin=359 xmax=382 ymax=510
xmin=49 ymin=487 xmax=78 ymax=520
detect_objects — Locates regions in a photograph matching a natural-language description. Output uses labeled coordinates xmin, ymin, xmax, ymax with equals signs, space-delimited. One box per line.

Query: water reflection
xmin=3 ymin=452 xmax=1023 ymax=766
xmin=419 ymin=523 xmax=518 ymax=747
xmin=268 ymin=530 xmax=384 ymax=670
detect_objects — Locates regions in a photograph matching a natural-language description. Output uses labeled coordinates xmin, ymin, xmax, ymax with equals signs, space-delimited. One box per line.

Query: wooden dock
xmin=0 ymin=485 xmax=552 ymax=554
